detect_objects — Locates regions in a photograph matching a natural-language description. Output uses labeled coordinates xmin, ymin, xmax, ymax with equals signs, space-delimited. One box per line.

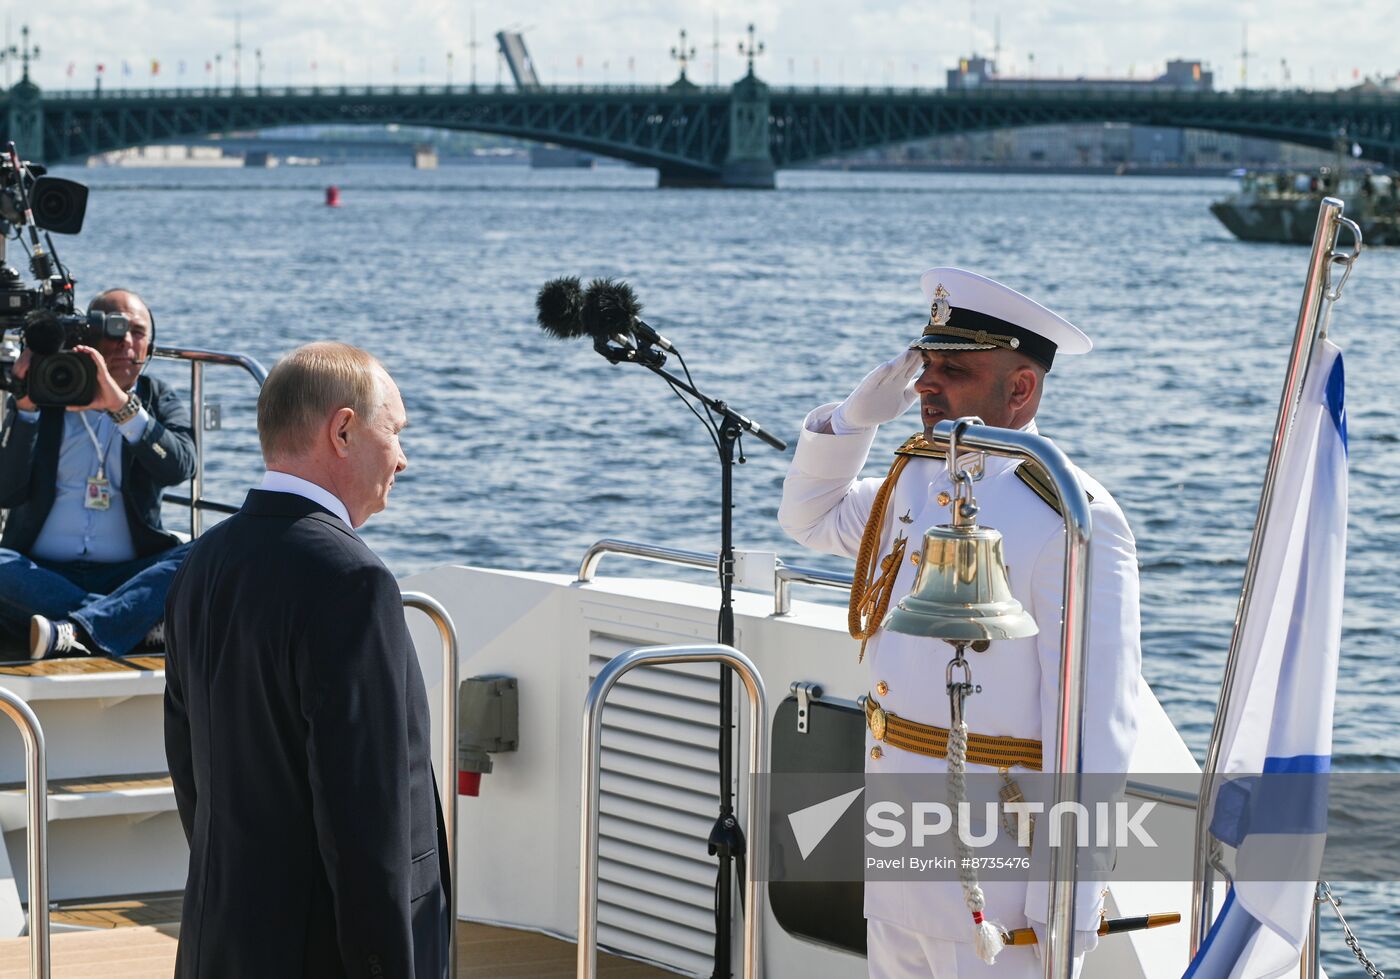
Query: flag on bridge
xmin=1184 ymin=339 xmax=1348 ymax=979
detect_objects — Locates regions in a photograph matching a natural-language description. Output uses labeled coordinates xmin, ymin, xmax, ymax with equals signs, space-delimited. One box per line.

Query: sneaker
xmin=142 ymin=621 xmax=166 ymax=651
xmin=29 ymin=615 xmax=92 ymax=661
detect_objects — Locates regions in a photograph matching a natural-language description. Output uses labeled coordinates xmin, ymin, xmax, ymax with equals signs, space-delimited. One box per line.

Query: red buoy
xmin=325 ymin=185 xmax=341 ymax=207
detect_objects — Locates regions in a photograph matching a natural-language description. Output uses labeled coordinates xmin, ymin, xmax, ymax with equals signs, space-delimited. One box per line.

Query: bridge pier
xmin=658 ymin=70 xmax=776 ymax=189
xmin=719 ymin=71 xmax=776 ymax=189
xmin=656 ymin=160 xmax=775 ymax=190
xmin=6 ymin=79 xmax=45 ymax=164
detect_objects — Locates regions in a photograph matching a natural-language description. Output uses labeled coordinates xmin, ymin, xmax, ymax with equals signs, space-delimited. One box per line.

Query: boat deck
xmin=0 ymin=895 xmax=675 ymax=977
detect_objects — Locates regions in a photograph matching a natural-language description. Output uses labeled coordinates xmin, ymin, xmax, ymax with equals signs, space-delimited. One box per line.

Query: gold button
xmin=868 ymin=706 xmax=887 ymax=741
xmin=937 ymin=492 xmax=952 ymax=506
xmin=870 ymin=746 xmax=883 ymax=761
xmin=876 ymin=680 xmax=889 ymax=696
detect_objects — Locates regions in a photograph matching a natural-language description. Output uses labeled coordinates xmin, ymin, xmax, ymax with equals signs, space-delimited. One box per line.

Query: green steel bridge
xmin=6 ymin=72 xmax=1398 ymax=188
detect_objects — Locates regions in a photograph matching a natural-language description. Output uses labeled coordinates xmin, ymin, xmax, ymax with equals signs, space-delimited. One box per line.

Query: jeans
xmin=0 ymin=542 xmax=193 ymax=657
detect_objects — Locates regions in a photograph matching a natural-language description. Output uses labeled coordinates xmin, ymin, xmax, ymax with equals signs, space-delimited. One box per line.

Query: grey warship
xmin=1211 ymin=166 xmax=1400 ymax=244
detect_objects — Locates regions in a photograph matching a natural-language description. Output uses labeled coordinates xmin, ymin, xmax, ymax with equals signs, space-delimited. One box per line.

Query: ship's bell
xmin=882 ymin=521 xmax=1039 ymax=642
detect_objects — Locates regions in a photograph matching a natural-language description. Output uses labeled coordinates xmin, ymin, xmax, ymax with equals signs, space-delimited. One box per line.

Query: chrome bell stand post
xmin=0 ymin=688 xmax=49 ymax=979
xmin=1188 ymin=198 xmax=1362 ymax=953
xmin=401 ymin=592 xmax=461 ymax=979
xmin=924 ymin=419 xmax=1094 ymax=979
xmin=578 ymin=645 xmax=769 ymax=979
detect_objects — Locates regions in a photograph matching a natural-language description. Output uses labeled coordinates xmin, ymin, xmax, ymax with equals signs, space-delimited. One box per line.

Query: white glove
xmin=1028 ymin=919 xmax=1099 ymax=959
xmin=829 ymin=350 xmax=922 ymax=434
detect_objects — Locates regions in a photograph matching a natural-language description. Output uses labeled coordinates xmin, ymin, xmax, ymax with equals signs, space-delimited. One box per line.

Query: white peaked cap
xmin=912 ymin=267 xmax=1092 ymax=370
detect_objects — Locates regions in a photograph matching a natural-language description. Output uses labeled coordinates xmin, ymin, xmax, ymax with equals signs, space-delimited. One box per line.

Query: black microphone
xmin=535 ymin=276 xmax=587 ymax=339
xmin=581 ymin=278 xmax=665 ymax=367
xmin=582 ymin=278 xmax=675 ymax=356
xmin=536 ymin=275 xmax=641 ymax=365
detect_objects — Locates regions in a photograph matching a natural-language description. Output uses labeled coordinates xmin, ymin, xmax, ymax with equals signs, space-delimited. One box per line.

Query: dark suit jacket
xmin=164 ymin=490 xmax=450 ymax=979
xmin=0 ymin=374 xmax=197 ymax=558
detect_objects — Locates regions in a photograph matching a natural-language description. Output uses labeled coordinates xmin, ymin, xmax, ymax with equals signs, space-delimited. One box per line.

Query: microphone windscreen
xmin=536 ymin=276 xmax=587 ymax=338
xmin=581 ymin=278 xmax=642 ymax=340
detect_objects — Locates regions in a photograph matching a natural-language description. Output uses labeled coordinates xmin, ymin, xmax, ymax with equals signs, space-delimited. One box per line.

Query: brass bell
xmin=883 ymin=521 xmax=1039 ymax=642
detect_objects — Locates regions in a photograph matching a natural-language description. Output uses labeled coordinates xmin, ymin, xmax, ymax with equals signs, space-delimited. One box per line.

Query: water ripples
xmin=48 ymin=164 xmax=1400 ymax=971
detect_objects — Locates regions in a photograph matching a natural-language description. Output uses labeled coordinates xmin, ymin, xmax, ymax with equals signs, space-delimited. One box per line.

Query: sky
xmin=13 ymin=0 xmax=1399 ymax=92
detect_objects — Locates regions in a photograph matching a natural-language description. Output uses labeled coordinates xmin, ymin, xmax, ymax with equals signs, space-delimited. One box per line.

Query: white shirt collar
xmin=259 ymin=471 xmax=354 ymax=529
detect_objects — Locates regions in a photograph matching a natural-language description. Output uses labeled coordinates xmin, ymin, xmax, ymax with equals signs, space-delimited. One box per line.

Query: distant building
xmin=913 ymin=55 xmax=1350 ymax=168
xmin=947 ymin=56 xmax=1213 ymax=92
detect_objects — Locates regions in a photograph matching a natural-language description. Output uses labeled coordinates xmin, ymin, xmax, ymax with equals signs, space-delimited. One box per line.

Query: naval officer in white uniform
xmin=778 ymin=268 xmax=1142 ymax=978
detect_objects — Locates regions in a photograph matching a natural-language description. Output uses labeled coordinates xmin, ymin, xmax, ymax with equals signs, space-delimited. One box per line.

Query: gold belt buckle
xmin=868 ymin=704 xmax=888 ymax=742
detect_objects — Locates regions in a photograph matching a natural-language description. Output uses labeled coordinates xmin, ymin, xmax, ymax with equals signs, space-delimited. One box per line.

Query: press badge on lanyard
xmin=80 ymin=415 xmax=116 ymax=511
xmin=85 ymin=475 xmax=112 ymax=510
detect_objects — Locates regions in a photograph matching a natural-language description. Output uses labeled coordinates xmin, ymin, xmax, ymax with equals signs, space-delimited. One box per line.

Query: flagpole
xmin=1188 ymin=198 xmax=1358 ymax=952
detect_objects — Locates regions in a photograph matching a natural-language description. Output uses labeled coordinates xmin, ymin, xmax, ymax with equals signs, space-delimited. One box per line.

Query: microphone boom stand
xmin=599 ymin=339 xmax=784 ymax=978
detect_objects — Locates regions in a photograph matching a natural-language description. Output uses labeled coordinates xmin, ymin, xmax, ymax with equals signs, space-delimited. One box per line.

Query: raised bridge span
xmin=6 ymin=72 xmax=1398 ymax=188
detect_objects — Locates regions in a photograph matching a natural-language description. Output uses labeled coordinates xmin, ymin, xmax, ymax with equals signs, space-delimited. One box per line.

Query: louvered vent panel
xmin=589 ymin=635 xmax=727 ymax=978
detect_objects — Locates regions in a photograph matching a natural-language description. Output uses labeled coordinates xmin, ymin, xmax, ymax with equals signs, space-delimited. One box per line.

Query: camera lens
xmin=30 ymin=352 xmax=96 ymax=406
xmin=30 ymin=177 xmax=89 ymax=236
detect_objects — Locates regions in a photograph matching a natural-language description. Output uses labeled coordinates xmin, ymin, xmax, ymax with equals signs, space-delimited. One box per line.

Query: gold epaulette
xmin=893 ymin=433 xmax=945 ymax=460
xmin=891 ymin=432 xmax=1089 ymax=518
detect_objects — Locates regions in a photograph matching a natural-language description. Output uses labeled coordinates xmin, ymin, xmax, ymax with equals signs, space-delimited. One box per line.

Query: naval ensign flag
xmin=1184 ymin=339 xmax=1347 ymax=979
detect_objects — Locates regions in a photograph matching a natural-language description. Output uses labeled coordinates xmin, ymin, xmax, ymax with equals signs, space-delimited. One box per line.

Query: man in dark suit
xmin=164 ymin=341 xmax=450 ymax=978
xmin=0 ymin=289 xmax=196 ymax=659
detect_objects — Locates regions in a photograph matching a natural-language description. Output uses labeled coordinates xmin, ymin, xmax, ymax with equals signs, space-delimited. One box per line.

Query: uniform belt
xmin=865 ymin=696 xmax=1043 ymax=771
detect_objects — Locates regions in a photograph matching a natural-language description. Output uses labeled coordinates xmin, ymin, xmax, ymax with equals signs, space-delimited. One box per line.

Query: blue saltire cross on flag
xmin=1184 ymin=339 xmax=1347 ymax=979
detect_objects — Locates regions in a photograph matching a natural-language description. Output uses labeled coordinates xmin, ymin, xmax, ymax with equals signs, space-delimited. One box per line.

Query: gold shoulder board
xmin=1013 ymin=460 xmax=1093 ymax=516
xmin=893 ymin=433 xmax=1092 ymax=517
xmin=893 ymin=433 xmax=946 ymax=460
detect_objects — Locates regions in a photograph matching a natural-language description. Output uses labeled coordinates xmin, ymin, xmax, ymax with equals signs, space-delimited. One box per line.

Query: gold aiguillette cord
xmin=848 ymin=453 xmax=913 ymax=661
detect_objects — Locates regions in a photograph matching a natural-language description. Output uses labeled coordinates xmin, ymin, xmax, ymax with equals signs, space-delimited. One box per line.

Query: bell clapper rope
xmin=945 ymin=425 xmax=1004 ymax=963
xmin=946 ymin=642 xmax=1003 ymax=964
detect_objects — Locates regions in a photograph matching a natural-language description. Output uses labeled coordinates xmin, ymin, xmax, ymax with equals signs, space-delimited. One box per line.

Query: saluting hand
xmin=831 ymin=349 xmax=922 ymax=432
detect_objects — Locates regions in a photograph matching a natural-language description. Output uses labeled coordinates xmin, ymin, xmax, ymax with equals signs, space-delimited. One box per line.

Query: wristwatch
xmin=107 ymin=392 xmax=142 ymax=425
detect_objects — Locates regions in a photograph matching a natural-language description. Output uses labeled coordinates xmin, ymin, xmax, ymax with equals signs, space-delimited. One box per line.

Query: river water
xmin=45 ymin=163 xmax=1400 ymax=974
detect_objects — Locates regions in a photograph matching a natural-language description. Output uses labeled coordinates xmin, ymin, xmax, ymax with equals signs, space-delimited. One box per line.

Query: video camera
xmin=0 ymin=142 xmax=98 ymax=408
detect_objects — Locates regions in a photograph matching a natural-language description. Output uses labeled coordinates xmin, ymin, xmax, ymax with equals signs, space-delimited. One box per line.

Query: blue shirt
xmin=23 ymin=406 xmax=154 ymax=564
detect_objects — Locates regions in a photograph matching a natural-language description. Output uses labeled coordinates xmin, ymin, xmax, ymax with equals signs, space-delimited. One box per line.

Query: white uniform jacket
xmin=777 ymin=405 xmax=1142 ymax=943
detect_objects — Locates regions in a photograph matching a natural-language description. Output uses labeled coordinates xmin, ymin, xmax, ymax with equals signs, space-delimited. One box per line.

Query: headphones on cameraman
xmin=86 ymin=288 xmax=155 ymax=370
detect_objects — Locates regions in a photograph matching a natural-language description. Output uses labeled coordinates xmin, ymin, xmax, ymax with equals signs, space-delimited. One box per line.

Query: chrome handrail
xmin=576 ymin=538 xmax=854 ymax=615
xmin=1125 ymin=779 xmax=1199 ymax=811
xmin=926 ymin=419 xmax=1094 ymax=979
xmin=400 ymin=592 xmax=459 ymax=979
xmin=0 ymin=689 xmax=49 ymax=979
xmin=773 ymin=564 xmax=851 ymax=614
xmin=152 ymin=345 xmax=268 ymax=537
xmin=1303 ymin=882 xmax=1323 ymax=979
xmin=578 ymin=644 xmax=768 ymax=979
xmin=576 ymin=539 xmax=714 ymax=581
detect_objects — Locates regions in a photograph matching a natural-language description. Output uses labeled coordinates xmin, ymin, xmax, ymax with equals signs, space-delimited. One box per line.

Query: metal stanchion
xmin=0 ymin=688 xmax=49 ymax=979
xmin=578 ymin=644 xmax=768 ymax=979
xmin=401 ymin=592 xmax=459 ymax=979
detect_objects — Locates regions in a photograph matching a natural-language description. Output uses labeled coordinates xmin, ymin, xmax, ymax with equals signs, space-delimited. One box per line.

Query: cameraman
xmin=0 ymin=288 xmax=196 ymax=660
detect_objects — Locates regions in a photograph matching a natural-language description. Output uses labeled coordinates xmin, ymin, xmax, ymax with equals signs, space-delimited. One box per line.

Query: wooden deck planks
xmin=0 ymin=920 xmax=679 ymax=978
xmin=0 ymin=773 xmax=173 ymax=795
xmin=0 ymin=655 xmax=164 ymax=676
